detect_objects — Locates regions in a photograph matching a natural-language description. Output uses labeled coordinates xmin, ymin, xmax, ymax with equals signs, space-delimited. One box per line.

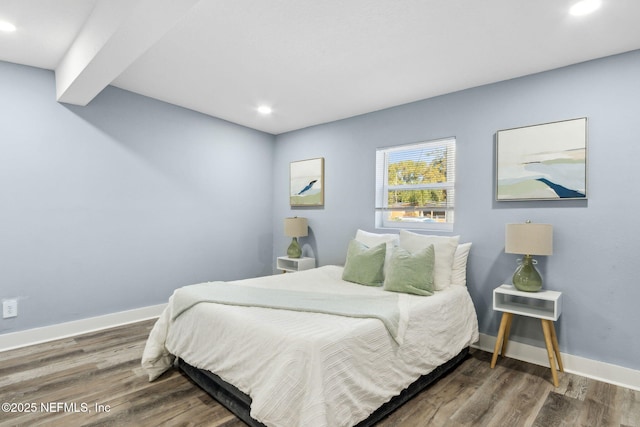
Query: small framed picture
xmin=496 ymin=118 xmax=587 ymax=201
xmin=290 ymin=157 xmax=324 ymax=206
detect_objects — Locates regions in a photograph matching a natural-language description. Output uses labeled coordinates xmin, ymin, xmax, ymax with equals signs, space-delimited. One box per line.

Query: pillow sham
xmin=342 ymin=240 xmax=386 ymax=286
xmin=355 ymin=229 xmax=399 ymax=271
xmin=451 ymin=242 xmax=472 ymax=286
xmin=383 ymin=245 xmax=435 ymax=296
xmin=399 ymin=230 xmax=460 ymax=291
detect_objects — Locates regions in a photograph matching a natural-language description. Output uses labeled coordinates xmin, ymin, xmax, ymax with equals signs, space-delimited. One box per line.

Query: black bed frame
xmin=177 ymin=346 xmax=469 ymax=427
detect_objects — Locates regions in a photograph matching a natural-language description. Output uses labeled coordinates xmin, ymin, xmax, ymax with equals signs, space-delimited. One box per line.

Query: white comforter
xmin=142 ymin=265 xmax=478 ymax=427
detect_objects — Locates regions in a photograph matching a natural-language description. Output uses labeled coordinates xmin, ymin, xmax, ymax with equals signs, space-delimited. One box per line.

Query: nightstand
xmin=490 ymin=284 xmax=564 ymax=387
xmin=276 ymin=256 xmax=315 ymax=273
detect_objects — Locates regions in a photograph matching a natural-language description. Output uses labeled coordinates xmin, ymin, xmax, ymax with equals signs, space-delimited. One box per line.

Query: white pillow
xmin=399 ymin=230 xmax=460 ymax=290
xmin=355 ymin=229 xmax=399 ymax=271
xmin=451 ymin=242 xmax=472 ymax=286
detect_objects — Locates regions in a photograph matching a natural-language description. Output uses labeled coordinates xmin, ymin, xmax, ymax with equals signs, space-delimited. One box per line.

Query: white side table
xmin=276 ymin=256 xmax=316 ymax=273
xmin=490 ymin=284 xmax=564 ymax=387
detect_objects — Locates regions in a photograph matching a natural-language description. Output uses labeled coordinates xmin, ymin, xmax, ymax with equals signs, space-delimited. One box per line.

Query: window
xmin=375 ymin=137 xmax=456 ymax=231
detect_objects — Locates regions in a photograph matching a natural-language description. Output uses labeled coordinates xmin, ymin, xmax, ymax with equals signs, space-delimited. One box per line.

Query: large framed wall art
xmin=496 ymin=117 xmax=587 ymax=201
xmin=290 ymin=157 xmax=324 ymax=206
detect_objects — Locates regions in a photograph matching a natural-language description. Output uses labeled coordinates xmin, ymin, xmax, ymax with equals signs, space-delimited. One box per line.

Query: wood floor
xmin=1 ymin=320 xmax=639 ymax=427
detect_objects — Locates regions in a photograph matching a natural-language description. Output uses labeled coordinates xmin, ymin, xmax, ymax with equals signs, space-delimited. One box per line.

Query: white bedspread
xmin=142 ymin=265 xmax=478 ymax=427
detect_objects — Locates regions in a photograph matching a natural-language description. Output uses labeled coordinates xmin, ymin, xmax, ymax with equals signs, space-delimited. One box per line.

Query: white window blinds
xmin=375 ymin=137 xmax=456 ymax=231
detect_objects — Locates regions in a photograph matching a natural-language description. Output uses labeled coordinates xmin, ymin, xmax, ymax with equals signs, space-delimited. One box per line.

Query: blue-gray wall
xmin=273 ymin=50 xmax=640 ymax=371
xmin=0 ymin=61 xmax=275 ymax=334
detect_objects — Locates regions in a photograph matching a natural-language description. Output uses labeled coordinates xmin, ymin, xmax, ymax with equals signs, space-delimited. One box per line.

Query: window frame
xmin=375 ymin=137 xmax=456 ymax=232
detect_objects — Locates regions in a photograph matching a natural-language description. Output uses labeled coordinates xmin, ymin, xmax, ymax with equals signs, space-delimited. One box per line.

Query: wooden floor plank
xmin=577 ymin=381 xmax=621 ymax=427
xmin=410 ymin=353 xmax=490 ymax=425
xmin=532 ymin=392 xmax=583 ymax=427
xmin=620 ymin=387 xmax=640 ymax=427
xmin=558 ymin=373 xmax=590 ymax=401
xmin=449 ymin=356 xmax=536 ymax=426
xmin=1 ymin=319 xmax=639 ymax=427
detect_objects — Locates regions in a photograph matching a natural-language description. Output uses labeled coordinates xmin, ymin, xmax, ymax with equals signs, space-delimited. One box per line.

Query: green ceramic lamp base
xmin=287 ymin=237 xmax=302 ymax=258
xmin=512 ymin=254 xmax=542 ymax=292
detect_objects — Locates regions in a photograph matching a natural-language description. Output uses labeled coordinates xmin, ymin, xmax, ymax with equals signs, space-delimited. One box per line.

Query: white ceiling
xmin=1 ymin=0 xmax=640 ymax=135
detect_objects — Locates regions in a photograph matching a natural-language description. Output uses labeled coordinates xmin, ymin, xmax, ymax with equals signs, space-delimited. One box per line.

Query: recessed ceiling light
xmin=0 ymin=20 xmax=17 ymax=32
xmin=569 ymin=0 xmax=601 ymax=16
xmin=257 ymin=105 xmax=273 ymax=115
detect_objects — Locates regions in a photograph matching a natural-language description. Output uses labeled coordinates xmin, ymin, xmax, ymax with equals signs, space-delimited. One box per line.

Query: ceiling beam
xmin=55 ymin=0 xmax=201 ymax=106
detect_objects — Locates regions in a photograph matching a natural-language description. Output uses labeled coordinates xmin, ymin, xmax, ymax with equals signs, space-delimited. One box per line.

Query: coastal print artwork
xmin=290 ymin=157 xmax=324 ymax=206
xmin=496 ymin=118 xmax=587 ymax=201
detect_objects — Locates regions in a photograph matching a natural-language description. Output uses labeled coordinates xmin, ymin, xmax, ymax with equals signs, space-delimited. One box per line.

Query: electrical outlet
xmin=3 ymin=299 xmax=18 ymax=318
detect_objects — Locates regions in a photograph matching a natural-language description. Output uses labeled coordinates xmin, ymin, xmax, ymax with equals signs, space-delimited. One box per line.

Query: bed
xmin=142 ymin=230 xmax=479 ymax=427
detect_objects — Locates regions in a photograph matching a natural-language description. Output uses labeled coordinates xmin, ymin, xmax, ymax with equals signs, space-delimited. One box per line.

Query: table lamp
xmin=284 ymin=217 xmax=308 ymax=258
xmin=505 ymin=221 xmax=553 ymax=292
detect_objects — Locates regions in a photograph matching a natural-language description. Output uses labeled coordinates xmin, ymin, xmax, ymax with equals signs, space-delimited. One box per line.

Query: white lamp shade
xmin=284 ymin=217 xmax=308 ymax=237
xmin=505 ymin=223 xmax=553 ymax=256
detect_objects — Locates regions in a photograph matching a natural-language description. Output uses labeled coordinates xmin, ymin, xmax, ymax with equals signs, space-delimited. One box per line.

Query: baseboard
xmin=474 ymin=333 xmax=640 ymax=392
xmin=0 ymin=304 xmax=166 ymax=352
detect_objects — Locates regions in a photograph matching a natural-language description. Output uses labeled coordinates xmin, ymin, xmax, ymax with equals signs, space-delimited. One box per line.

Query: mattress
xmin=142 ymin=265 xmax=479 ymax=427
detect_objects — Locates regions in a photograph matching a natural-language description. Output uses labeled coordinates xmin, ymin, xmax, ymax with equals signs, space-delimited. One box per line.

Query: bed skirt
xmin=177 ymin=346 xmax=469 ymax=427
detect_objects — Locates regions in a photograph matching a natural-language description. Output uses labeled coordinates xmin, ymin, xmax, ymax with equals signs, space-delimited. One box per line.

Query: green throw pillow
xmin=342 ymin=240 xmax=386 ymax=286
xmin=383 ymin=245 xmax=435 ymax=296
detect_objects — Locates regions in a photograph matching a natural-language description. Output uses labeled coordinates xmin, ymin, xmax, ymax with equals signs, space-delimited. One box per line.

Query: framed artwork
xmin=290 ymin=157 xmax=324 ymax=206
xmin=496 ymin=117 xmax=587 ymax=201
